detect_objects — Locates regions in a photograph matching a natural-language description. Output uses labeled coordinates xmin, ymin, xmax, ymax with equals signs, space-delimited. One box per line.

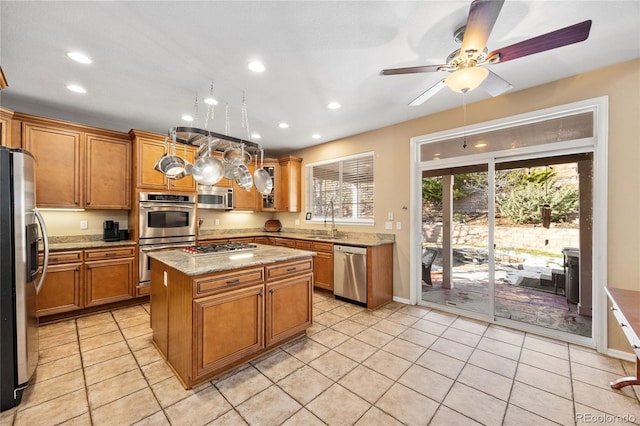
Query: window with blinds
xmin=307 ymin=152 xmax=374 ymax=223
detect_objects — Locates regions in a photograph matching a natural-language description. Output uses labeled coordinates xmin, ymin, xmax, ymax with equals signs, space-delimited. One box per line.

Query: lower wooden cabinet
xmin=37 ymin=262 xmax=83 ymax=317
xmin=266 ymin=273 xmax=313 ymax=346
xmin=85 ymin=257 xmax=135 ymax=307
xmin=312 ymin=242 xmax=334 ymax=291
xmin=195 ymin=285 xmax=264 ymax=379
xmin=37 ymin=245 xmax=136 ymax=317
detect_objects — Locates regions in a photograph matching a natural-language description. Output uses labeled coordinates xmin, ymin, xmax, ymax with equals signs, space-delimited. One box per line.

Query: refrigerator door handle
xmin=34 ymin=208 xmax=49 ymax=294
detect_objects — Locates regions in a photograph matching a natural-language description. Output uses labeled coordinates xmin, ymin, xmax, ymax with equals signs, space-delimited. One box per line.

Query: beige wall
xmin=286 ymin=58 xmax=640 ymax=352
xmin=41 ymin=210 xmax=129 ymax=237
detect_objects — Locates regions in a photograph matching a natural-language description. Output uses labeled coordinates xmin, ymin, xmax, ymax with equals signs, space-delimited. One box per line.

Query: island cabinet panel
xmin=194 ymin=284 xmax=265 ymax=379
xmin=150 ymin=260 xmax=168 ymax=356
xmin=265 ymin=258 xmax=313 ymax=282
xmin=312 ymin=242 xmax=333 ymax=291
xmin=367 ymin=244 xmax=394 ymax=309
xmin=266 ymin=273 xmax=313 ymax=346
xmin=36 ymin=261 xmax=83 ymax=317
xmin=194 ymin=267 xmax=264 ymax=297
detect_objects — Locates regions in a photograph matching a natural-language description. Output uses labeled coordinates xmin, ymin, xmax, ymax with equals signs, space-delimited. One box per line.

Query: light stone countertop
xmin=198 ymin=230 xmax=394 ymax=247
xmin=45 ymin=240 xmax=137 ymax=251
xmin=148 ymin=244 xmax=316 ymax=276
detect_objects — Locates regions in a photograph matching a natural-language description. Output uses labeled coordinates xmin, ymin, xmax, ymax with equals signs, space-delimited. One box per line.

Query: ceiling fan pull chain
xmin=462 ymin=89 xmax=468 ymax=149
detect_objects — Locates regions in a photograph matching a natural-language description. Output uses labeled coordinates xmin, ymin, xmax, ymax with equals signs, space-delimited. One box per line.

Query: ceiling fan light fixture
xmin=444 ymin=66 xmax=489 ymax=93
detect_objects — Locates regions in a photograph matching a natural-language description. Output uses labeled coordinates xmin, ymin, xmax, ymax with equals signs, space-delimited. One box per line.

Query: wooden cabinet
xmin=266 ymin=271 xmax=313 ymax=346
xmin=36 ymin=251 xmax=83 ymax=317
xmin=84 ymin=247 xmax=135 ymax=307
xmin=151 ymin=254 xmax=313 ymax=389
xmin=274 ymin=237 xmax=296 ymax=248
xmin=312 ymin=242 xmax=334 ymax=291
xmin=18 ymin=114 xmax=131 ymax=209
xmin=0 ymin=107 xmax=16 ymax=147
xmin=231 ymin=163 xmax=259 ymax=210
xmin=23 ymin=122 xmax=83 ymax=209
xmin=258 ymin=160 xmax=278 ymax=211
xmin=130 ymin=129 xmax=196 ymax=192
xmin=194 ymin=285 xmax=264 ymax=379
xmin=277 ymin=156 xmax=302 ymax=212
xmin=254 ymin=236 xmax=274 ymax=245
xmin=86 ymin=133 xmax=131 ymax=209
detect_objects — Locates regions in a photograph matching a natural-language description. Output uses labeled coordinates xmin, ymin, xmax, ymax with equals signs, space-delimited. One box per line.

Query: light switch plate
xmin=80 ymin=220 xmax=88 ymax=230
xmin=385 ymin=221 xmax=392 ymax=230
xmin=387 ymin=211 xmax=394 ymax=220
xmin=396 ymin=221 xmax=402 ymax=230
xmin=215 ymin=219 xmax=220 ymax=226
xmin=295 ymin=219 xmax=300 ymax=225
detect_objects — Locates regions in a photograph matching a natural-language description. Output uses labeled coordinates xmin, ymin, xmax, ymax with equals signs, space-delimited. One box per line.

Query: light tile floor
xmin=1 ymin=290 xmax=639 ymax=426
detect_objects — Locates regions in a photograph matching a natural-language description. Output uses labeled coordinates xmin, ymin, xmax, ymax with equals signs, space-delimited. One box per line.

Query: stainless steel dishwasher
xmin=334 ymin=245 xmax=367 ymax=306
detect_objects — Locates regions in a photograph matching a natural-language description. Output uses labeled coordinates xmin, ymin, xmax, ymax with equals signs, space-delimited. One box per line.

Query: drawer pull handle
xmin=287 ymin=267 xmax=297 ymax=272
xmin=226 ymin=279 xmax=241 ymax=285
xmin=620 ymin=323 xmax=627 ymax=327
xmin=633 ymin=345 xmax=640 ymax=349
xmin=106 ymin=253 xmax=116 ymax=256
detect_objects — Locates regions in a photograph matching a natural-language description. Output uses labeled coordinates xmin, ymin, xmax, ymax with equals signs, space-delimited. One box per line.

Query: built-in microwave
xmin=197 ymin=186 xmax=233 ymax=210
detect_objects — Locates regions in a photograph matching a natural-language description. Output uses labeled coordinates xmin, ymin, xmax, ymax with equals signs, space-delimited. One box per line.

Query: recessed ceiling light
xmin=66 ymin=84 xmax=86 ymax=93
xmin=327 ymin=102 xmax=341 ymax=109
xmin=203 ymin=97 xmax=218 ymax=105
xmin=312 ymin=134 xmax=321 ymax=139
xmin=248 ymin=61 xmax=265 ymax=73
xmin=66 ymin=52 xmax=92 ymax=64
xmin=251 ymin=133 xmax=261 ymax=139
xmin=278 ymin=122 xmax=289 ymax=129
xmin=181 ymin=115 xmax=194 ymax=122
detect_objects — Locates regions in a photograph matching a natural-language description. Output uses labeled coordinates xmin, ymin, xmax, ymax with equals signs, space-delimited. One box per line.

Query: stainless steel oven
xmin=138 ymin=192 xmax=197 ymax=284
xmin=138 ymin=192 xmax=196 ymax=244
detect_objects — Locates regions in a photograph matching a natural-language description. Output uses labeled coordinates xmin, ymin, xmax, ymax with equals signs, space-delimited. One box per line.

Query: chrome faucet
xmin=324 ymin=200 xmax=338 ymax=238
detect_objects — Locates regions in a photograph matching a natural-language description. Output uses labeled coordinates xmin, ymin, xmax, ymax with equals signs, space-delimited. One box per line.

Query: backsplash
xmin=39 ymin=210 xmax=129 ymax=237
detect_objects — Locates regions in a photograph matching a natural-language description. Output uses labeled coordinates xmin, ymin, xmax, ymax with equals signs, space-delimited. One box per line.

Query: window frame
xmin=305 ymin=151 xmax=375 ymax=226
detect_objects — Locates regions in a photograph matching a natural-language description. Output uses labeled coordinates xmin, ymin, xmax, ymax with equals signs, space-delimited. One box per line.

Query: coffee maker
xmin=103 ymin=220 xmax=120 ymax=242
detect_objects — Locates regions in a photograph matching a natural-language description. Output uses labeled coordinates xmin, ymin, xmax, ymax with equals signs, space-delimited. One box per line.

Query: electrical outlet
xmin=396 ymin=221 xmax=401 ymax=230
xmin=385 ymin=221 xmax=392 ymax=230
xmin=215 ymin=219 xmax=220 ymax=226
xmin=387 ymin=211 xmax=394 ymax=220
xmin=294 ymin=219 xmax=300 ymax=225
xmin=80 ymin=220 xmax=88 ymax=230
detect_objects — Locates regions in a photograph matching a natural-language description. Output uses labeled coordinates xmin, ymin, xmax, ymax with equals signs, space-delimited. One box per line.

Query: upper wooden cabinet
xmin=277 ymin=156 xmax=302 ymax=212
xmin=130 ymin=129 xmax=196 ymax=192
xmin=0 ymin=107 xmax=16 ymax=148
xmin=86 ymin=133 xmax=131 ymax=209
xmin=232 ymin=163 xmax=258 ymax=211
xmin=16 ymin=114 xmax=131 ymax=209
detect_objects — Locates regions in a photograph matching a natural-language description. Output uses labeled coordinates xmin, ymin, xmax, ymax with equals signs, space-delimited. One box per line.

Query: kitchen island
xmin=148 ymin=244 xmax=315 ymax=389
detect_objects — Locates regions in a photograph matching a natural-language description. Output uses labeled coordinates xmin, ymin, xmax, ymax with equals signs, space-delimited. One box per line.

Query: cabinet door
xmin=150 ymin=258 xmax=168 ymax=357
xmin=23 ymin=123 xmax=83 ymax=208
xmin=277 ymin=156 xmax=302 ymax=212
xmin=85 ymin=258 xmax=134 ymax=307
xmin=274 ymin=238 xmax=296 ymax=248
xmin=138 ymin=137 xmax=168 ymax=189
xmin=231 ymin=163 xmax=258 ymax=211
xmin=170 ymin=145 xmax=197 ymax=191
xmin=194 ymin=284 xmax=264 ymax=378
xmin=36 ymin=263 xmax=83 ymax=317
xmin=258 ymin=160 xmax=278 ymax=211
xmin=86 ymin=133 xmax=131 ymax=209
xmin=314 ymin=251 xmax=334 ymax=291
xmin=266 ymin=273 xmax=313 ymax=346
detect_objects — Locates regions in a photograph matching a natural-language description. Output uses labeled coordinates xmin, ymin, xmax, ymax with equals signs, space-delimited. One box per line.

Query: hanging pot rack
xmin=171 ymin=126 xmax=261 ymax=158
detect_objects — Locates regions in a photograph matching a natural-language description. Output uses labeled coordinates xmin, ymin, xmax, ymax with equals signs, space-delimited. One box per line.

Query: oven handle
xmin=140 ymin=243 xmax=192 ymax=252
xmin=140 ymin=204 xmax=194 ymax=209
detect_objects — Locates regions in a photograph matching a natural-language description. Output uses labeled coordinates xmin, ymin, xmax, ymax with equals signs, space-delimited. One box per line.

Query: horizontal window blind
xmin=308 ymin=153 xmax=374 ymax=221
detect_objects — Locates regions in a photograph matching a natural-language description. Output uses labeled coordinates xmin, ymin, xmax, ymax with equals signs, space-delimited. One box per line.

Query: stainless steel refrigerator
xmin=0 ymin=146 xmax=49 ymax=412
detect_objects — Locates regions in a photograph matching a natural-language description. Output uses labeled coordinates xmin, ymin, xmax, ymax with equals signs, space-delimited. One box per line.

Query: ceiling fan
xmin=381 ymin=0 xmax=592 ymax=106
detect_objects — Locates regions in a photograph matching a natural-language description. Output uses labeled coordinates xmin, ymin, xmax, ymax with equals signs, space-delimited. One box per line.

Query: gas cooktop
xmin=182 ymin=242 xmax=257 ymax=255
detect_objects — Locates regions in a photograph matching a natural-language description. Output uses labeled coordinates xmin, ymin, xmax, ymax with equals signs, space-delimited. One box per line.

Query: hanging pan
xmin=192 ymin=137 xmax=224 ymax=185
xmin=254 ymin=149 xmax=273 ymax=195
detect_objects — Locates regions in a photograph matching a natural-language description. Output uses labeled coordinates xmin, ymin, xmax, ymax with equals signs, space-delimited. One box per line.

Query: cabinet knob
xmin=611 ymin=307 xmax=617 ymax=311
xmin=269 ymin=289 xmax=275 ymax=294
xmin=620 ymin=323 xmax=627 ymax=327
xmin=258 ymin=290 xmax=264 ymax=297
xmin=633 ymin=345 xmax=640 ymax=349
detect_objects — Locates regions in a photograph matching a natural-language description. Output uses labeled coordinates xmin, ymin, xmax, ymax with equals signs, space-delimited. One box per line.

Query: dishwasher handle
xmin=334 ymin=245 xmax=367 ymax=255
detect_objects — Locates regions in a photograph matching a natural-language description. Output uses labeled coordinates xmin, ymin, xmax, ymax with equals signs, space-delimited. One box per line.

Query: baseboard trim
xmin=393 ymin=296 xmax=411 ymax=305
xmin=605 ymin=348 xmax=636 ymax=363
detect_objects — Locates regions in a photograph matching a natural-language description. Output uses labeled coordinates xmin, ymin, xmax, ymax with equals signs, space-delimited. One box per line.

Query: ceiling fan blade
xmin=481 ymin=70 xmax=512 ymax=96
xmin=460 ymin=0 xmax=505 ymax=59
xmin=409 ymin=80 xmax=446 ymax=106
xmin=487 ymin=20 xmax=592 ymax=64
xmin=380 ymin=64 xmax=445 ymax=76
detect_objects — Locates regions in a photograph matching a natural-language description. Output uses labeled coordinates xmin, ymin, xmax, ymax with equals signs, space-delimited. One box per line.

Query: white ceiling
xmin=1 ymin=1 xmax=639 ymax=156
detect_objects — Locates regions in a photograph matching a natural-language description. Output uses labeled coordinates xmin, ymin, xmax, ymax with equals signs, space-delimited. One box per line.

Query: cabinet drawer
xmin=313 ymin=242 xmax=333 ymax=252
xmin=274 ymin=238 xmax=296 ymax=248
xmin=254 ymin=237 xmax=274 ymax=245
xmin=194 ymin=267 xmax=265 ymax=297
xmin=85 ymin=246 xmax=135 ymax=260
xmin=41 ymin=250 xmax=83 ymax=265
xmin=265 ymin=258 xmax=313 ymax=282
xmin=295 ymin=240 xmax=313 ymax=251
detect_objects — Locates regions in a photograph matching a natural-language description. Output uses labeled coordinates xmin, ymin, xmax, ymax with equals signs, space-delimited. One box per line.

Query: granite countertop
xmin=198 ymin=230 xmax=394 ymax=247
xmin=148 ymin=244 xmax=316 ymax=276
xmin=46 ymin=240 xmax=137 ymax=251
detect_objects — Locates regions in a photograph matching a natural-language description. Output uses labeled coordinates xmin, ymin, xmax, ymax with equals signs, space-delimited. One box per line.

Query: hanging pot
xmin=155 ymin=131 xmax=188 ymax=178
xmin=192 ymin=137 xmax=224 ymax=185
xmin=234 ymin=164 xmax=253 ymax=191
xmin=223 ymin=146 xmax=251 ymax=165
xmin=254 ymin=149 xmax=273 ymax=195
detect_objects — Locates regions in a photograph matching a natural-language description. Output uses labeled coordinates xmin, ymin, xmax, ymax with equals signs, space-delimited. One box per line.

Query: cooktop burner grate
xmin=182 ymin=242 xmax=257 ymax=255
